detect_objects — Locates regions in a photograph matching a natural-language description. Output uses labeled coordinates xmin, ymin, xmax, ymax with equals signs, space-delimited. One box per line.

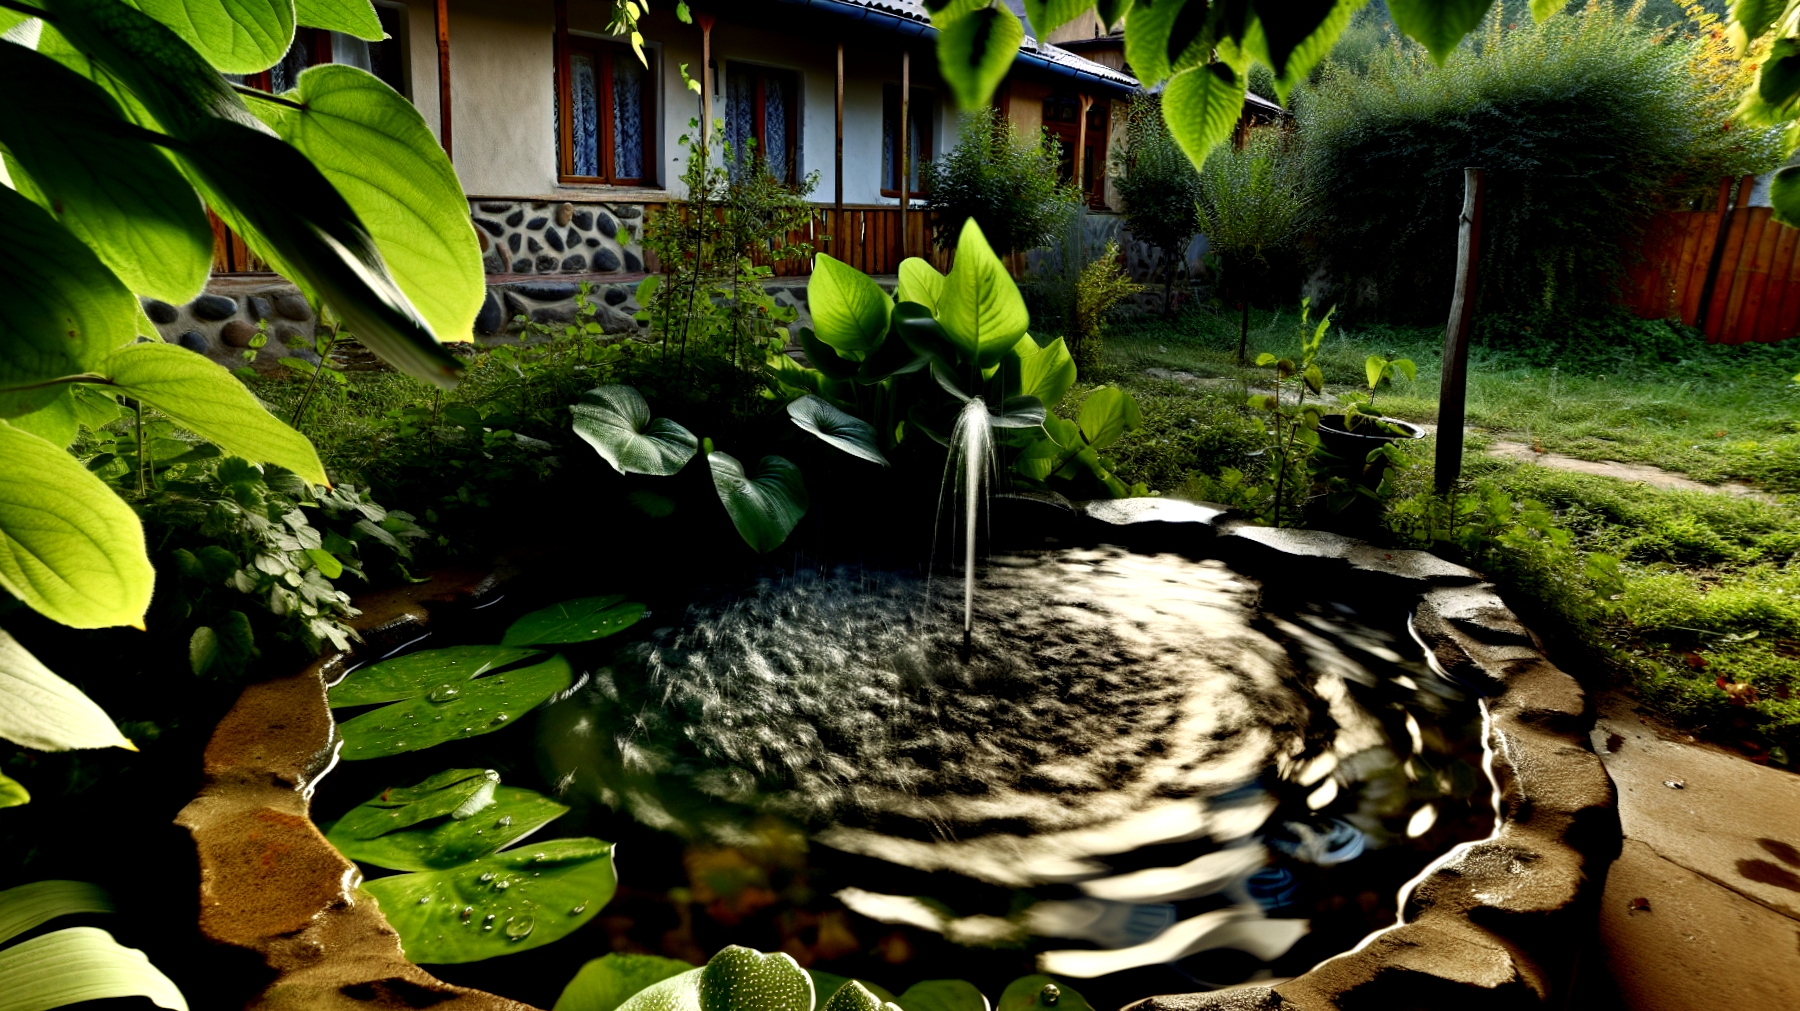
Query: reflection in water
xmin=539 ymin=546 xmax=1490 ymax=988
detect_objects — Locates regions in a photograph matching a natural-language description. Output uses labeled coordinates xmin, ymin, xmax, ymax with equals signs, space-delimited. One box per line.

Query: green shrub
xmin=1110 ymin=96 xmax=1204 ymax=311
xmin=1298 ymin=2 xmax=1780 ymax=321
xmin=1195 ymin=126 xmax=1317 ymax=355
xmin=921 ymin=107 xmax=1079 ymax=257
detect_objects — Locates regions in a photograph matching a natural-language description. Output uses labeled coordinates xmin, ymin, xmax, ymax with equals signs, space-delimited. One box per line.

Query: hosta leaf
xmin=0 ymin=425 xmax=152 ymax=630
xmin=556 ymin=954 xmax=699 ymax=1011
xmin=332 ymin=768 xmax=499 ymax=840
xmin=328 ymin=645 xmax=544 ymax=707
xmin=0 ymin=770 xmax=26 ymax=809
xmin=330 ymin=784 xmax=570 ymax=872
xmin=571 ymin=386 xmax=699 ymax=476
xmin=786 ymin=396 xmax=889 ymax=465
xmin=1386 ymin=0 xmax=1494 ymax=66
xmin=937 ymin=219 xmax=1030 ymax=368
xmin=251 ymin=65 xmax=484 ymax=350
xmin=997 ymin=977 xmax=1090 ymax=1011
xmin=1016 ymin=336 xmax=1075 ymax=409
xmin=796 ymin=326 xmax=861 ymax=381
xmin=0 ymin=880 xmax=113 ymax=945
xmin=0 ymin=626 xmax=136 ymax=752
xmin=295 ymin=0 xmax=382 ymax=39
xmin=935 ymin=3 xmax=1024 ymax=109
xmin=337 ymin=654 xmax=576 ymax=760
xmin=363 ymin=837 xmax=617 ymax=964
xmin=809 ymin=254 xmax=892 ymax=358
xmin=895 ymin=257 xmax=946 ymax=312
xmin=0 ymin=45 xmax=211 ymax=303
xmin=1163 ymin=63 xmax=1246 ymax=173
xmin=501 ymin=596 xmax=647 ymax=647
xmin=122 ymin=0 xmax=294 ymax=75
xmin=0 ymin=186 xmax=132 ymax=418
xmin=1076 ymin=387 xmax=1141 ymax=451
xmin=709 ymin=453 xmax=808 ymax=554
xmin=103 ymin=343 xmax=326 ymax=485
xmin=895 ymin=980 xmax=989 ymax=1011
xmin=0 ymin=926 xmax=187 ymax=1011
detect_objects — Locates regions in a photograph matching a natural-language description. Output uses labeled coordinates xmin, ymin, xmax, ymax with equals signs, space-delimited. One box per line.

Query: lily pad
xmin=708 ymin=453 xmax=808 ymax=554
xmin=571 ymin=385 xmax=699 ymax=476
xmin=501 ymin=596 xmax=647 ymax=647
xmin=328 ymin=645 xmax=544 ymax=708
xmin=557 ymin=953 xmax=699 ymax=1011
xmin=364 ymin=836 xmax=617 ymax=963
xmin=786 ymin=396 xmax=888 ymax=466
xmin=331 ymin=768 xmax=500 ymax=841
xmin=337 ymin=654 xmax=576 ymax=760
xmin=996 ymin=977 xmax=1090 ymax=1011
xmin=329 ymin=785 xmax=571 ymax=872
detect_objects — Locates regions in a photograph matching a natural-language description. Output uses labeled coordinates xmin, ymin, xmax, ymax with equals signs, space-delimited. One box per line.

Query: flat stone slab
xmin=1591 ymin=694 xmax=1800 ymax=918
xmin=1595 ymin=839 xmax=1800 ymax=1011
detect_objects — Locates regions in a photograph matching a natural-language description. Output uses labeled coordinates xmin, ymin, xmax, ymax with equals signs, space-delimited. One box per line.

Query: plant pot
xmin=1317 ymin=413 xmax=1427 ymax=467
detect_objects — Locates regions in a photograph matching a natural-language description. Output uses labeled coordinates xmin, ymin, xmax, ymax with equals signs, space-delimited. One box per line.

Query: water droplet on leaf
xmin=1040 ymin=985 xmax=1060 ymax=1006
xmin=505 ymin=916 xmax=535 ymax=940
xmin=427 ymin=683 xmax=461 ymax=703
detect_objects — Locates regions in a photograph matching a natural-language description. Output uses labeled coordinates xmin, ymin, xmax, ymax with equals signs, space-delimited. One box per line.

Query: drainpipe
xmin=698 ymin=12 xmax=714 ymax=159
xmin=835 ymin=41 xmax=844 ymax=257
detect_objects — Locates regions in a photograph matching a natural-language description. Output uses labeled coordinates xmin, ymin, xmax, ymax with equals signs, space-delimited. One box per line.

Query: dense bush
xmin=921 ymin=107 xmax=1079 ymax=257
xmin=1110 ymin=96 xmax=1204 ymax=310
xmin=1298 ymin=1 xmax=1780 ymax=321
xmin=1196 ymin=126 xmax=1317 ymax=341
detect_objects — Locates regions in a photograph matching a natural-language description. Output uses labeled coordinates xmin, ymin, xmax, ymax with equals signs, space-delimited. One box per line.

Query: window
xmin=725 ymin=65 xmax=799 ymax=185
xmin=1043 ymin=93 xmax=1109 ymax=208
xmin=556 ymin=37 xmax=653 ymax=185
xmin=224 ymin=14 xmax=407 ymax=98
xmin=881 ymin=84 xmax=931 ymax=197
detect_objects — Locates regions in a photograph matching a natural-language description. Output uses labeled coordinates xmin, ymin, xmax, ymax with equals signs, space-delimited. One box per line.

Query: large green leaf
xmin=1727 ymin=0 xmax=1788 ymax=50
xmin=331 ymin=768 xmax=499 ymax=840
xmin=0 ymin=880 xmax=114 ymax=945
xmin=1123 ymin=0 xmax=1211 ymax=84
xmin=0 ymin=625 xmax=136 ymax=752
xmin=0 ymin=423 xmax=152 ymax=629
xmin=895 ymin=258 xmax=946 ymax=312
xmin=935 ymin=3 xmax=1024 ymax=110
xmin=1386 ymin=0 xmax=1494 ymax=66
xmin=0 ymin=185 xmax=132 ymax=417
xmin=808 ymin=254 xmax=892 ymax=358
xmin=895 ymin=980 xmax=988 ymax=1011
xmin=786 ymin=395 xmax=889 ymax=466
xmin=1770 ymin=164 xmax=1800 ymax=228
xmin=328 ymin=645 xmax=544 ymax=707
xmin=251 ymin=65 xmax=484 ymax=349
xmin=1244 ymin=0 xmax=1360 ymax=104
xmin=40 ymin=0 xmax=465 ymax=387
xmin=1163 ymin=63 xmax=1246 ymax=173
xmin=295 ymin=0 xmax=382 ymax=38
xmin=614 ymin=948 xmax=812 ymax=1011
xmin=796 ymin=327 xmax=861 ymax=381
xmin=336 ymin=654 xmax=576 ymax=760
xmin=0 ymin=770 xmax=26 ymax=809
xmin=0 ymin=926 xmax=187 ymax=1011
xmin=1022 ymin=1 xmax=1092 ymax=38
xmin=709 ymin=453 xmax=807 ymax=554
xmin=557 ymin=954 xmax=699 ymax=1011
xmin=501 ymin=595 xmax=646 ymax=647
xmin=0 ymin=45 xmax=211 ymax=303
xmin=1076 ymin=386 xmax=1141 ymax=450
xmin=996 ymin=978 xmax=1089 ymax=1011
xmin=123 ymin=0 xmax=295 ymax=75
xmin=937 ymin=219 xmax=1030 ymax=368
xmin=571 ymin=386 xmax=700 ymax=476
xmin=6 ymin=389 xmax=79 ymax=450
xmin=363 ymin=837 xmax=617 ymax=964
xmin=329 ymin=784 xmax=570 ymax=872
xmin=1016 ymin=336 xmax=1075 ymax=409
xmin=102 ymin=343 xmax=326 ymax=485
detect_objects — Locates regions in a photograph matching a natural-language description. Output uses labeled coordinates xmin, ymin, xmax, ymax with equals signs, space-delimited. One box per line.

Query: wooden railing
xmin=1625 ymin=175 xmax=1800 ymax=344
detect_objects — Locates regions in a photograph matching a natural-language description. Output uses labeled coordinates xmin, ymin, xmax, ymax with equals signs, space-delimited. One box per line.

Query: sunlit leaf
xmin=571 ymin=385 xmax=699 ymax=476
xmin=1016 ymin=336 xmax=1075 ymax=409
xmin=786 ymin=396 xmax=888 ymax=466
xmin=122 ymin=0 xmax=295 ymax=74
xmin=364 ymin=837 xmax=616 ymax=964
xmin=1243 ymin=0 xmax=1360 ymax=104
xmin=557 ymin=954 xmax=698 ymax=1011
xmin=1163 ymin=63 xmax=1246 ymax=173
xmin=501 ymin=596 xmax=646 ymax=647
xmin=809 ymin=254 xmax=892 ymax=358
xmin=328 ymin=645 xmax=544 ymax=707
xmin=709 ymin=453 xmax=808 ymax=553
xmin=937 ymin=219 xmax=1030 ymax=368
xmin=935 ymin=3 xmax=1023 ymax=109
xmin=0 ymin=926 xmax=187 ymax=1011
xmin=0 ymin=425 xmax=152 ymax=630
xmin=295 ymin=0 xmax=382 ymax=39
xmin=1076 ymin=386 xmax=1141 ymax=451
xmin=1386 ymin=0 xmax=1495 ymax=65
xmin=0 ymin=770 xmax=26 ymax=809
xmin=6 ymin=389 xmax=78 ymax=449
xmin=337 ymin=654 xmax=576 ymax=760
xmin=330 ymin=784 xmax=570 ymax=872
xmin=895 ymin=257 xmax=946 ymax=312
xmin=332 ymin=768 xmax=499 ymax=840
xmin=0 ymin=880 xmax=113 ymax=945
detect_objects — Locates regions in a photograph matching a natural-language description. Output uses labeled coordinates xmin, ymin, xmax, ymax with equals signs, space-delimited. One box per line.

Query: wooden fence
xmin=1625 ymin=175 xmax=1800 ymax=344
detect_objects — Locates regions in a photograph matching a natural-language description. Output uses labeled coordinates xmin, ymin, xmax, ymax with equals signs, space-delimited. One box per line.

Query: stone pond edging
xmin=176 ymin=501 xmax=1617 ymax=1011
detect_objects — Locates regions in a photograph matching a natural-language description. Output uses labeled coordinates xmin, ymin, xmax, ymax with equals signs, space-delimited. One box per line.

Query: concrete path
xmin=1571 ymin=690 xmax=1800 ymax=1009
xmin=1483 ymin=440 xmax=1776 ymax=502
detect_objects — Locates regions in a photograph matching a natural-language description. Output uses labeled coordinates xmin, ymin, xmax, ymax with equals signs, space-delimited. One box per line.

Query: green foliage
xmin=337 ymin=653 xmax=576 ymax=759
xmin=501 ymin=595 xmax=647 ymax=647
xmin=571 ymin=385 xmax=701 ymax=477
xmin=558 ymin=955 xmax=698 ymax=1011
xmin=0 ymin=626 xmax=136 ymax=753
xmin=1195 ymin=126 xmax=1315 ymax=312
xmin=1243 ymin=300 xmax=1334 ymax=526
xmin=328 ymin=776 xmax=571 ymax=872
xmin=327 ymin=645 xmax=543 ymax=707
xmin=707 ymin=451 xmax=810 ymax=553
xmin=1071 ymin=241 xmax=1140 ymax=375
xmin=920 ymin=107 xmax=1079 ymax=258
xmin=0 ymin=880 xmax=186 ymax=1011
xmin=1299 ymin=2 xmax=1782 ymax=320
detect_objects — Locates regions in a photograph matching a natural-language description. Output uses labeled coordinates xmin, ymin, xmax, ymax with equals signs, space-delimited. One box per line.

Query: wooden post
xmin=1435 ymin=168 xmax=1485 ymax=496
xmin=1076 ymin=94 xmax=1093 ymax=205
xmin=698 ymin=13 xmax=714 ymax=154
xmin=899 ymin=48 xmax=910 ymax=260
xmin=835 ymin=41 xmax=843 ymax=257
xmin=435 ymin=0 xmax=451 ymax=161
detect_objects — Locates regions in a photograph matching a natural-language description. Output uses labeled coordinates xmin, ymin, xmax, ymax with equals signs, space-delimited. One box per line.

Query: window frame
xmin=555 ymin=32 xmax=656 ymax=186
xmin=1042 ymin=92 xmax=1110 ymax=210
xmin=724 ymin=62 xmax=800 ymax=187
xmin=880 ymin=83 xmax=931 ymax=200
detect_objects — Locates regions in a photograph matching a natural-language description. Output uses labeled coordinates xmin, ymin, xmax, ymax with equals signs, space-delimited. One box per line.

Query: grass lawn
xmin=1079 ymin=304 xmax=1800 ymax=760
